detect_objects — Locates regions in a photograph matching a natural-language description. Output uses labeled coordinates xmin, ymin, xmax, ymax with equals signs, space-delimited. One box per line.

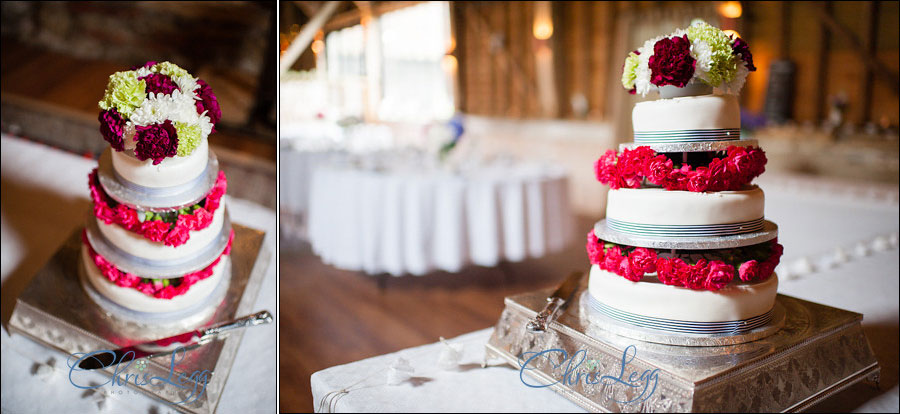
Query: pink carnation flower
xmin=141 ymin=220 xmax=170 ymax=243
xmin=164 ymin=224 xmax=191 ymax=247
xmin=705 ymin=260 xmax=734 ymax=290
xmin=683 ymin=259 xmax=709 ymax=290
xmin=687 ymin=167 xmax=711 ymax=192
xmin=739 ymin=260 xmax=760 ymax=282
xmin=628 ymin=247 xmax=658 ymax=274
xmin=586 ymin=231 xmax=604 ymax=265
xmin=114 ymin=204 xmax=140 ymax=231
xmin=94 ymin=202 xmax=116 ymax=224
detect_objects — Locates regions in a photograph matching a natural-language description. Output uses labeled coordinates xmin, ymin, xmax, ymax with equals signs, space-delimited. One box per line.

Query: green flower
xmin=153 ymin=61 xmax=190 ymax=81
xmin=621 ymin=51 xmax=640 ymax=90
xmin=98 ymin=71 xmax=146 ymax=116
xmin=174 ymin=122 xmax=202 ymax=157
xmin=686 ymin=22 xmax=738 ymax=87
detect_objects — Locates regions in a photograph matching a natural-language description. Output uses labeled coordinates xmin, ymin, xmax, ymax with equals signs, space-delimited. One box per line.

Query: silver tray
xmin=97 ymin=148 xmax=220 ymax=212
xmin=8 ymin=223 xmax=272 ymax=414
xmin=84 ymin=208 xmax=233 ymax=279
xmin=619 ymin=139 xmax=758 ymax=153
xmin=485 ymin=284 xmax=881 ymax=412
xmin=594 ymin=219 xmax=779 ymax=250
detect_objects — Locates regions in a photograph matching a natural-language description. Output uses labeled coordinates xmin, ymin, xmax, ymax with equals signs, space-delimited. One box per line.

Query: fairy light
xmin=719 ymin=1 xmax=743 ymax=19
xmin=533 ymin=2 xmax=553 ymax=40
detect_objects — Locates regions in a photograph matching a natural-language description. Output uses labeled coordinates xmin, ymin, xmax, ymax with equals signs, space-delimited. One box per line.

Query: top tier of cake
xmin=632 ymin=94 xmax=740 ymax=145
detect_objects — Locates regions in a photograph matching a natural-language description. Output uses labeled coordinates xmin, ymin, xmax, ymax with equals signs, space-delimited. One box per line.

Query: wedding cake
xmin=585 ymin=22 xmax=783 ymax=335
xmin=80 ymin=61 xmax=234 ymax=316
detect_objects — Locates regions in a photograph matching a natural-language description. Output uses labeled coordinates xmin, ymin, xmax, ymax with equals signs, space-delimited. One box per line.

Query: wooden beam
xmin=293 ymin=1 xmax=321 ymax=18
xmin=279 ymin=0 xmax=341 ymax=74
xmin=814 ymin=2 xmax=899 ymax=95
xmin=323 ymin=1 xmax=424 ymax=32
xmin=814 ymin=1 xmax=831 ymax=123
xmin=861 ymin=0 xmax=879 ymax=123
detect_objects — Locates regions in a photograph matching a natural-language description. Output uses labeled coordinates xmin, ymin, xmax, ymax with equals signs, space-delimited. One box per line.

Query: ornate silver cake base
xmin=485 ymin=285 xmax=880 ymax=412
xmin=8 ymin=223 xmax=271 ymax=414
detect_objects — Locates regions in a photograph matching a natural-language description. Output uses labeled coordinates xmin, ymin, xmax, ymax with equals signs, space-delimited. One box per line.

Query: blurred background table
xmin=305 ymin=156 xmax=574 ymax=276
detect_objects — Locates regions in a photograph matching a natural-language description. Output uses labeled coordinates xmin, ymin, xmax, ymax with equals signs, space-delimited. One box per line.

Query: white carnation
xmin=722 ymin=62 xmax=749 ymax=95
xmin=134 ymin=67 xmax=152 ymax=78
xmin=690 ymin=39 xmax=713 ymax=84
xmin=634 ymin=35 xmax=665 ymax=96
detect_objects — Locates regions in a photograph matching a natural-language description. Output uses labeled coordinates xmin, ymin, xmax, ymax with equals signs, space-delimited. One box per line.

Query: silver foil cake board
xmin=485 ymin=285 xmax=880 ymax=413
xmin=8 ymin=223 xmax=271 ymax=414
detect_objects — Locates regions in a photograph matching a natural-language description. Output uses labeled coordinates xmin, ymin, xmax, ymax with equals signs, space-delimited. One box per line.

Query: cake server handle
xmin=200 ymin=310 xmax=274 ymax=342
xmin=526 ymin=271 xmax=583 ymax=333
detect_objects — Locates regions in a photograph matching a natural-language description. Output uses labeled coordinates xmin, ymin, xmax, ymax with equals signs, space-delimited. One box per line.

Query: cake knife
xmin=526 ymin=271 xmax=583 ymax=333
xmin=76 ymin=310 xmax=273 ymax=370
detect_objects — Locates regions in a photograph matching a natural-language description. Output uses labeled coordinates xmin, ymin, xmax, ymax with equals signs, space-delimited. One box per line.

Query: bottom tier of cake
xmin=587 ymin=265 xmax=778 ymax=324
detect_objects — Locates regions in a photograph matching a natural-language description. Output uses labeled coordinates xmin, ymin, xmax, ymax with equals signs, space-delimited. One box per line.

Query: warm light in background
xmin=533 ymin=1 xmax=553 ymax=40
xmin=441 ymin=54 xmax=458 ymax=72
xmin=723 ymin=29 xmax=741 ymax=39
xmin=446 ymin=36 xmax=456 ymax=54
xmin=311 ymin=39 xmax=325 ymax=55
xmin=719 ymin=1 xmax=743 ymax=19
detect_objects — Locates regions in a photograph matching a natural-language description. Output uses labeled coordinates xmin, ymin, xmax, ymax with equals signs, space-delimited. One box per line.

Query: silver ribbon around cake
xmin=83 ymin=209 xmax=233 ymax=278
xmin=584 ymin=293 xmax=773 ymax=335
xmin=606 ymin=217 xmax=766 ymax=238
xmin=633 ymin=128 xmax=741 ymax=144
xmin=97 ymin=149 xmax=220 ymax=212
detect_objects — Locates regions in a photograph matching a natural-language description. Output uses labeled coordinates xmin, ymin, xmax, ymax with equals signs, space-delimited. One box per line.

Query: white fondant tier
xmin=587 ymin=265 xmax=778 ymax=323
xmin=111 ymin=138 xmax=209 ymax=188
xmin=606 ymin=186 xmax=764 ymax=226
xmin=632 ymin=94 xmax=739 ymax=133
xmin=81 ymin=245 xmax=229 ymax=314
xmin=96 ymin=204 xmax=226 ymax=262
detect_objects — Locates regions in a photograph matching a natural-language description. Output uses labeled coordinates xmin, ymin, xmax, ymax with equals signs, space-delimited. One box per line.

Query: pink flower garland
xmin=586 ymin=230 xmax=783 ymax=291
xmin=89 ymin=169 xmax=227 ymax=247
xmin=594 ymin=146 xmax=767 ymax=191
xmin=82 ymin=229 xmax=234 ymax=300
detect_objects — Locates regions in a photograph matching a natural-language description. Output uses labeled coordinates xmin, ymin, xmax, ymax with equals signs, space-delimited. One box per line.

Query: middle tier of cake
xmin=605 ymin=186 xmax=765 ymax=237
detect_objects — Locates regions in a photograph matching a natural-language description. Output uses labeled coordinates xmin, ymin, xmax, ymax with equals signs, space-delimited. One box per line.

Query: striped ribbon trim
xmin=606 ymin=217 xmax=765 ymax=237
xmin=586 ymin=295 xmax=773 ymax=335
xmin=634 ymin=128 xmax=741 ymax=144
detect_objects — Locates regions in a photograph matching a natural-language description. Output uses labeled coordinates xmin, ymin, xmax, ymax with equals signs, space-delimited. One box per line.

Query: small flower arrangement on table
xmin=98 ymin=61 xmax=221 ymax=164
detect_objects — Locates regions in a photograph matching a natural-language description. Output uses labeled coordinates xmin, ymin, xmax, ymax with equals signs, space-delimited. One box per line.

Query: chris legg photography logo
xmin=66 ymin=346 xmax=210 ymax=405
xmin=517 ymin=345 xmax=659 ymax=404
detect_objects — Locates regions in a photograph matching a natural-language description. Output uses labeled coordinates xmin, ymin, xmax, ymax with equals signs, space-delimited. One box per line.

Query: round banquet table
xmin=307 ymin=162 xmax=575 ymax=276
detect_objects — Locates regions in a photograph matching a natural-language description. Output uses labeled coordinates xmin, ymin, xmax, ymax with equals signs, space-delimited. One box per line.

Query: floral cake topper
xmin=621 ymin=21 xmax=756 ymax=96
xmin=98 ymin=61 xmax=221 ymax=164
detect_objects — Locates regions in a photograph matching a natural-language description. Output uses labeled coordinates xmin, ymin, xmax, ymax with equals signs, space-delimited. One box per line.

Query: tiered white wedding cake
xmin=585 ymin=22 xmax=783 ymax=335
xmin=81 ymin=61 xmax=234 ymax=316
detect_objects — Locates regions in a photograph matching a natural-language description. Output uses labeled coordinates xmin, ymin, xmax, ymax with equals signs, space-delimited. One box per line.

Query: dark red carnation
xmin=134 ymin=120 xmax=179 ymax=165
xmin=683 ymin=259 xmax=709 ymax=290
xmin=731 ymin=37 xmax=756 ymax=71
xmin=656 ymin=257 xmax=686 ymax=286
xmin=139 ymin=73 xmax=179 ymax=95
xmin=195 ymin=79 xmax=222 ymax=131
xmin=99 ymin=108 xmax=126 ymax=151
xmin=648 ymin=35 xmax=696 ymax=88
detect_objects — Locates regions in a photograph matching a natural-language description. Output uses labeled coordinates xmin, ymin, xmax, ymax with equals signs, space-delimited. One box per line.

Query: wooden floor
xmin=278 ymin=217 xmax=594 ymax=412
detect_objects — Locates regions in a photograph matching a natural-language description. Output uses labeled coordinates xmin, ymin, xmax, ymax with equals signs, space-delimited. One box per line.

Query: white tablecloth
xmin=1 ymin=135 xmax=277 ymax=413
xmin=310 ymin=172 xmax=900 ymax=412
xmin=307 ymin=164 xmax=575 ymax=276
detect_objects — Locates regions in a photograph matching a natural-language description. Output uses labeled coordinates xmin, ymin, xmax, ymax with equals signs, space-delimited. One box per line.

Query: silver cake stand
xmin=8 ymin=223 xmax=271 ymax=414
xmin=485 ymin=283 xmax=881 ymax=412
